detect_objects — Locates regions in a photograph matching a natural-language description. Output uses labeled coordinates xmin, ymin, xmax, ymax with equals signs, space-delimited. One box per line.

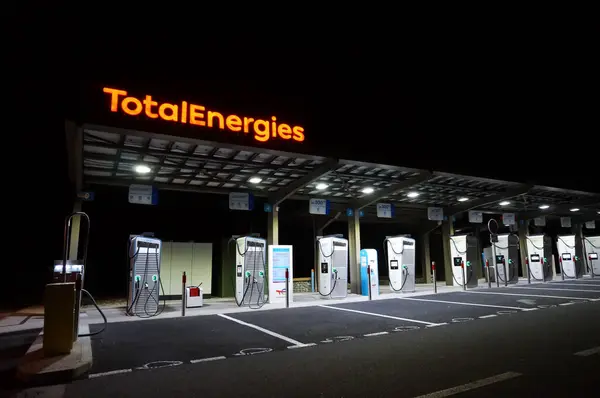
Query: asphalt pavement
xmin=7 ymin=279 xmax=600 ymax=397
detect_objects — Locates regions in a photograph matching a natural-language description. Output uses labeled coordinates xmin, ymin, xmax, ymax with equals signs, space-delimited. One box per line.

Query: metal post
xmin=559 ymin=257 xmax=565 ymax=281
xmin=367 ymin=265 xmax=372 ymax=300
xmin=491 ymin=240 xmax=500 ymax=287
xmin=311 ymin=269 xmax=315 ymax=292
xmin=526 ymin=258 xmax=531 ymax=284
xmin=461 ymin=261 xmax=466 ymax=291
xmin=285 ymin=269 xmax=290 ymax=308
xmin=432 ymin=261 xmax=437 ymax=294
xmin=486 ymin=259 xmax=491 ymax=288
xmin=182 ymin=271 xmax=186 ymax=317
xmin=503 ymin=260 xmax=508 ymax=287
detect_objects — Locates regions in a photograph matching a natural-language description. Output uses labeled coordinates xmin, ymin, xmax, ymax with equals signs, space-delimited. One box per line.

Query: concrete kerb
xmin=16 ymin=324 xmax=93 ymax=386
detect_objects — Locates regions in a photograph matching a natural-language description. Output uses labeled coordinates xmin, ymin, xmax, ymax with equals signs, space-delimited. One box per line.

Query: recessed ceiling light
xmin=316 ymin=183 xmax=328 ymax=190
xmin=407 ymin=191 xmax=420 ymax=198
xmin=570 ymin=208 xmax=580 ymax=212
xmin=361 ymin=187 xmax=374 ymax=194
xmin=458 ymin=197 xmax=469 ymax=202
xmin=135 ymin=164 xmax=151 ymax=174
xmin=538 ymin=205 xmax=550 ymax=210
xmin=248 ymin=177 xmax=262 ymax=184
xmin=499 ymin=201 xmax=511 ymax=206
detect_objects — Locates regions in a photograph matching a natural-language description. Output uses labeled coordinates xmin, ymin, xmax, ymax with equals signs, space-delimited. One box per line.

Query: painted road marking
xmin=559 ymin=302 xmax=575 ymax=306
xmin=479 ymin=314 xmax=497 ymax=319
xmin=396 ymin=296 xmax=534 ymax=311
xmin=89 ymin=368 xmax=132 ymax=378
xmin=287 ymin=343 xmax=317 ymax=349
xmin=509 ymin=286 xmax=600 ymax=293
xmin=218 ymin=314 xmax=306 ymax=346
xmin=364 ymin=331 xmax=389 ymax=337
xmin=550 ymin=282 xmax=600 ymax=287
xmin=413 ymin=371 xmax=522 ymax=397
xmin=190 ymin=356 xmax=226 ymax=364
xmin=574 ymin=346 xmax=600 ymax=356
xmin=319 ymin=305 xmax=443 ymax=326
xmin=466 ymin=291 xmax=593 ymax=300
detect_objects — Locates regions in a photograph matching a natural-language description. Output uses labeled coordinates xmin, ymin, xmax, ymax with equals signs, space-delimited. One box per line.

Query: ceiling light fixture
xmin=316 ymin=183 xmax=328 ymax=190
xmin=248 ymin=177 xmax=262 ymax=184
xmin=458 ymin=197 xmax=469 ymax=202
xmin=134 ymin=164 xmax=151 ymax=174
xmin=499 ymin=201 xmax=511 ymax=206
xmin=538 ymin=205 xmax=550 ymax=210
xmin=570 ymin=208 xmax=579 ymax=212
xmin=361 ymin=187 xmax=374 ymax=194
xmin=407 ymin=191 xmax=420 ymax=198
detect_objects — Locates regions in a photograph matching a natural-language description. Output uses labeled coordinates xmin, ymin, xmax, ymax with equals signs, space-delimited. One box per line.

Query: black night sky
xmin=5 ymin=20 xmax=598 ymax=308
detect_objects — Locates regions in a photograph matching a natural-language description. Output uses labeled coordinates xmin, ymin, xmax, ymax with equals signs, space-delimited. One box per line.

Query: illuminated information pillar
xmin=268 ymin=245 xmax=293 ymax=304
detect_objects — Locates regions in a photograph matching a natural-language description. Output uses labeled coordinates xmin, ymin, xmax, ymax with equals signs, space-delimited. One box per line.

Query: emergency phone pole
xmin=486 ymin=259 xmax=491 ymax=288
xmin=461 ymin=261 xmax=467 ymax=291
xmin=182 ymin=271 xmax=186 ymax=317
xmin=285 ymin=269 xmax=290 ymax=308
xmin=367 ymin=264 xmax=372 ymax=300
xmin=432 ymin=261 xmax=437 ymax=294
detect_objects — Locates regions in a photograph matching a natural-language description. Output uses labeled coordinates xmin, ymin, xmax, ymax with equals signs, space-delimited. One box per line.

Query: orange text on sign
xmin=103 ymin=87 xmax=305 ymax=143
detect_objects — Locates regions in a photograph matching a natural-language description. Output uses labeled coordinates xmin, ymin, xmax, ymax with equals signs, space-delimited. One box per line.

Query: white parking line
xmin=318 ymin=305 xmax=443 ymax=326
xmin=89 ymin=368 xmax=132 ymax=378
xmin=559 ymin=302 xmax=575 ymax=306
xmin=412 ymin=371 xmax=522 ymax=397
xmin=218 ymin=314 xmax=306 ymax=346
xmin=574 ymin=346 xmax=600 ymax=356
xmin=190 ymin=356 xmax=226 ymax=364
xmin=479 ymin=314 xmax=497 ymax=319
xmin=396 ymin=296 xmax=535 ymax=311
xmin=466 ymin=291 xmax=593 ymax=300
xmin=509 ymin=286 xmax=600 ymax=293
xmin=550 ymin=283 xmax=600 ymax=287
xmin=364 ymin=331 xmax=389 ymax=337
xmin=287 ymin=343 xmax=316 ymax=349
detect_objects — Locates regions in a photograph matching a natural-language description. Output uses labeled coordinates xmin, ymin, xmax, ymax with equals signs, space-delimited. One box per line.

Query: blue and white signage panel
xmin=503 ymin=213 xmax=516 ymax=226
xmin=268 ymin=245 xmax=293 ymax=304
xmin=376 ymin=203 xmax=395 ymax=218
xmin=427 ymin=207 xmax=444 ymax=221
xmin=468 ymin=211 xmax=483 ymax=223
xmin=309 ymin=198 xmax=330 ymax=215
xmin=560 ymin=217 xmax=571 ymax=228
xmin=585 ymin=220 xmax=595 ymax=229
xmin=77 ymin=191 xmax=95 ymax=201
xmin=346 ymin=208 xmax=354 ymax=217
xmin=128 ymin=184 xmax=158 ymax=205
xmin=534 ymin=216 xmax=546 ymax=227
xmin=229 ymin=192 xmax=254 ymax=211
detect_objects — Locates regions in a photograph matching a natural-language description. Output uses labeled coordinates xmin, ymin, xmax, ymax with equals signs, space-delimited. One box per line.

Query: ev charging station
xmin=385 ymin=236 xmax=416 ymax=293
xmin=584 ymin=236 xmax=599 ymax=277
xmin=557 ymin=235 xmax=582 ymax=279
xmin=360 ymin=249 xmax=379 ymax=298
xmin=268 ymin=245 xmax=293 ymax=304
xmin=127 ymin=234 xmax=163 ymax=317
xmin=449 ymin=235 xmax=478 ymax=288
xmin=317 ymin=235 xmax=349 ymax=299
xmin=494 ymin=234 xmax=519 ymax=284
xmin=234 ymin=236 xmax=267 ymax=308
xmin=525 ymin=235 xmax=553 ymax=282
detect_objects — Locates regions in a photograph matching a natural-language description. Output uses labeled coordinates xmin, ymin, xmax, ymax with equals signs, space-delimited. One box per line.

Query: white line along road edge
xmin=190 ymin=356 xmax=226 ymax=364
xmin=508 ymin=286 xmax=600 ymax=293
xmin=396 ymin=297 xmax=536 ymax=311
xmin=412 ymin=371 xmax=522 ymax=398
xmin=574 ymin=347 xmax=600 ymax=357
xmin=466 ymin=291 xmax=596 ymax=301
xmin=318 ymin=305 xmax=445 ymax=326
xmin=218 ymin=314 xmax=311 ymax=347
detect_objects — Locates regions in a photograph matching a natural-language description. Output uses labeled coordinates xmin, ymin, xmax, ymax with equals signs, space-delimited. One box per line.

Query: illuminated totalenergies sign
xmin=103 ymin=87 xmax=305 ymax=143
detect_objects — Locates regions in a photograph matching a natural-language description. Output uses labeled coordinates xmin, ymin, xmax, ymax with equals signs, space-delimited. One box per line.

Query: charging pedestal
xmin=317 ymin=236 xmax=348 ymax=299
xmin=360 ymin=249 xmax=379 ymax=298
xmin=268 ymin=245 xmax=293 ymax=305
xmin=43 ymin=283 xmax=75 ymax=356
xmin=525 ymin=235 xmax=553 ymax=282
xmin=495 ymin=234 xmax=519 ymax=284
xmin=385 ymin=236 xmax=416 ymax=293
xmin=449 ymin=235 xmax=478 ymax=288
xmin=557 ymin=235 xmax=582 ymax=279
xmin=584 ymin=236 xmax=599 ymax=277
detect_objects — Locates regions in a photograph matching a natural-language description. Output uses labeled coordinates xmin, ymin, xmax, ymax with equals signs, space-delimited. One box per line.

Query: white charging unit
xmin=557 ymin=235 xmax=581 ymax=279
xmin=317 ymin=236 xmax=348 ymax=299
xmin=127 ymin=235 xmax=162 ymax=316
xmin=494 ymin=234 xmax=519 ymax=284
xmin=449 ymin=235 xmax=478 ymax=288
xmin=268 ymin=245 xmax=293 ymax=304
xmin=360 ymin=249 xmax=379 ymax=298
xmin=234 ymin=236 xmax=267 ymax=306
xmin=584 ymin=236 xmax=600 ymax=276
xmin=525 ymin=235 xmax=553 ymax=282
xmin=385 ymin=236 xmax=416 ymax=293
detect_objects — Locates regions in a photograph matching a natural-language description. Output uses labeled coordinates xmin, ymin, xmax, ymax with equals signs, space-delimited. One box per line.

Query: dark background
xmin=5 ymin=19 xmax=597 ymax=308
